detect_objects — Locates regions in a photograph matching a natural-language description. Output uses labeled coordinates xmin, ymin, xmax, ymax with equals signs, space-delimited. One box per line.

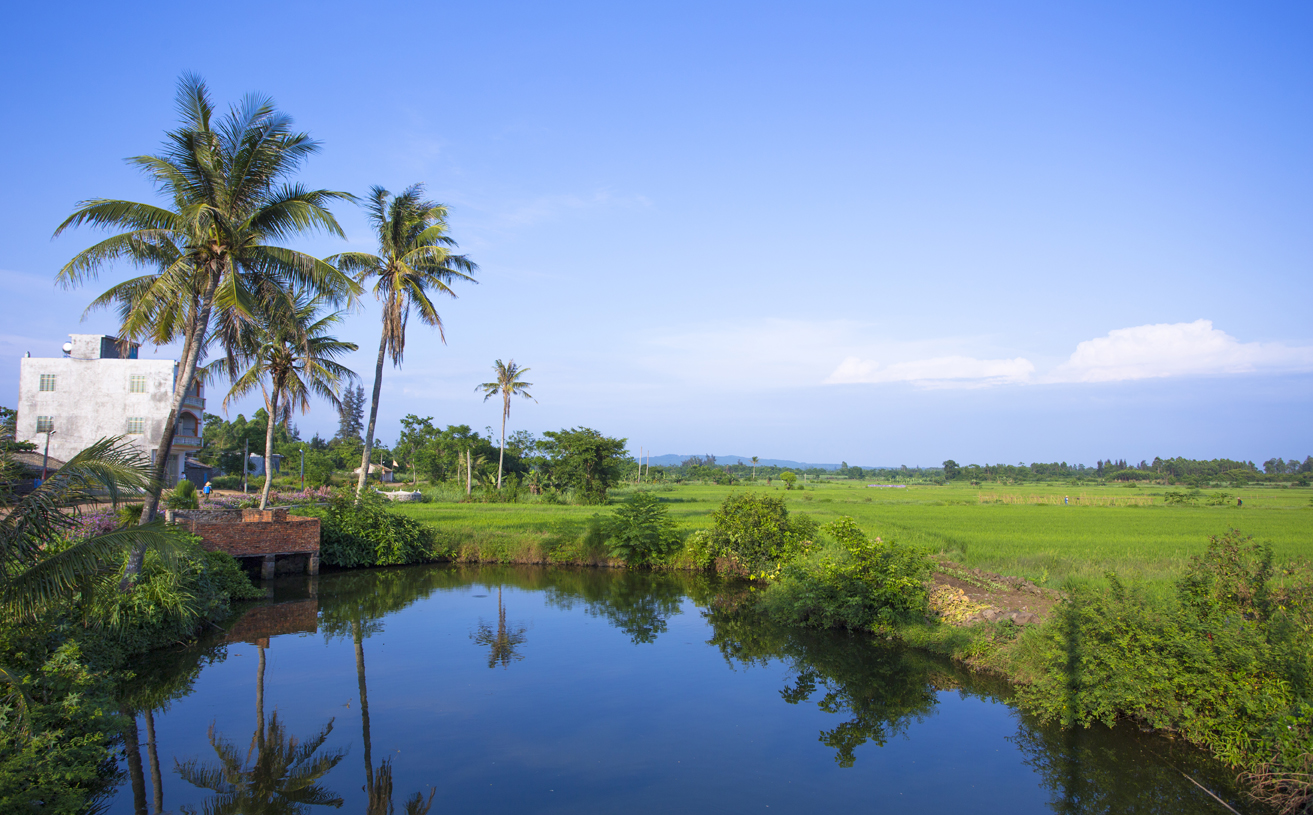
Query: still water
xmin=111 ymin=564 xmax=1262 ymax=814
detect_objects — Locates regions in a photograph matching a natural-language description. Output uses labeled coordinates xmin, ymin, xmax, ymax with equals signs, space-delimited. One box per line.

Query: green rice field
xmin=391 ymin=480 xmax=1312 ymax=587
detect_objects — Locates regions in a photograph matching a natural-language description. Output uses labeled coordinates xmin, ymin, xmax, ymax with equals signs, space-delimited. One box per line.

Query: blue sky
xmin=2 ymin=1 xmax=1310 ymax=466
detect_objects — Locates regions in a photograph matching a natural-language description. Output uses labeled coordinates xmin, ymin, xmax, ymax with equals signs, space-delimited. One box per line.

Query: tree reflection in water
xmin=473 ymin=585 xmax=527 ymax=668
xmin=704 ymin=590 xmax=941 ymax=767
xmin=545 ymin=569 xmax=687 ymax=644
xmin=174 ymin=643 xmax=345 ymax=814
xmin=1010 ymin=718 xmax=1256 ymax=815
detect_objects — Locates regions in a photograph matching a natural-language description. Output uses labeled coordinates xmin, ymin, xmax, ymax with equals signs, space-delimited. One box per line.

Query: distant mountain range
xmin=640 ymin=454 xmax=902 ymax=471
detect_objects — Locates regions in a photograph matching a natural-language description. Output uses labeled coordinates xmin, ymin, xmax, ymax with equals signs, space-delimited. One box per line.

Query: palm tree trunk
xmin=354 ymin=620 xmax=374 ymax=798
xmin=497 ymin=401 xmax=507 ymax=490
xmin=357 ymin=327 xmax=388 ymax=497
xmin=259 ymin=394 xmax=278 ymax=510
xmin=122 ymin=706 xmax=148 ymax=815
xmin=124 ymin=273 xmax=220 ymax=590
xmin=256 ymin=644 xmax=267 ymax=754
xmin=143 ymin=708 xmax=164 ymax=815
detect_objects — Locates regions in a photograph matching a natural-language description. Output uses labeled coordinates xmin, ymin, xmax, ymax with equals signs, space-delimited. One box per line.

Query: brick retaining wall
xmin=174 ymin=507 xmax=320 ymax=558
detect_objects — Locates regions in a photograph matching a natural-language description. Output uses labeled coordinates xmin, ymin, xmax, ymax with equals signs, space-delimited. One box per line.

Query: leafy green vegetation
xmin=297 ymin=489 xmax=436 ymax=568
xmin=604 ymin=491 xmax=679 ymax=566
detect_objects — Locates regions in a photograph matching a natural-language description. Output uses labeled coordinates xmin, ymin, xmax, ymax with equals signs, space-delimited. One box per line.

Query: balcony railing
xmin=172 ymin=434 xmax=202 ymax=449
xmin=181 ymin=395 xmax=205 ymax=410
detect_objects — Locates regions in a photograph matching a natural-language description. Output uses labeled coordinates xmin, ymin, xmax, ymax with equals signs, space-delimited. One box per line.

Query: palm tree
xmin=53 ymin=74 xmax=357 ymax=585
xmin=751 ymin=456 xmax=759 ymax=481
xmin=476 ymin=360 xmax=535 ymax=489
xmin=328 ymin=185 xmax=477 ymax=497
xmin=222 ymin=292 xmax=357 ymax=509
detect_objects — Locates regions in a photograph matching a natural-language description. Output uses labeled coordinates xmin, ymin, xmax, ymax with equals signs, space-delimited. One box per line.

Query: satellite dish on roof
xmin=62 ymin=342 xmax=73 ymax=355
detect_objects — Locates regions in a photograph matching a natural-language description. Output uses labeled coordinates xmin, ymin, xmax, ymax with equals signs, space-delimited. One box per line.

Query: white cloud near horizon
xmin=1044 ymin=319 xmax=1313 ymax=383
xmin=825 ymin=355 xmax=1035 ymax=387
xmin=825 ymin=320 xmax=1313 ymax=388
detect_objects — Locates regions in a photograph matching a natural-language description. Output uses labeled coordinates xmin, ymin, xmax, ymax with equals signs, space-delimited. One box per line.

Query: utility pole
xmin=40 ymin=428 xmax=55 ymax=482
xmin=300 ymin=447 xmax=305 ymax=491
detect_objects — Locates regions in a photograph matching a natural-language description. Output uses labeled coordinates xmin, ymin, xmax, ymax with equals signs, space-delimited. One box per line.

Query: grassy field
xmin=391 ymin=479 xmax=1312 ymax=587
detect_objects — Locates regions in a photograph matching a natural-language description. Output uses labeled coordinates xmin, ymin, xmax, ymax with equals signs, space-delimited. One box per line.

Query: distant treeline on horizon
xmin=647 ymin=454 xmax=1313 ymax=485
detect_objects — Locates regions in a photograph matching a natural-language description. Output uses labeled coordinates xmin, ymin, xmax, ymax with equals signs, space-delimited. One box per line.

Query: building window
xmin=36 ymin=416 xmax=54 ymax=433
xmin=39 ymin=374 xmax=56 ymax=392
xmin=129 ymin=375 xmax=147 ymax=393
xmin=127 ymin=417 xmax=145 ymax=434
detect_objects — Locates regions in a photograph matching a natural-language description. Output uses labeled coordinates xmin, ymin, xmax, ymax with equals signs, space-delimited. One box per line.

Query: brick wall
xmin=177 ymin=507 xmax=320 ymax=557
xmin=222 ymin=599 xmax=319 ymax=645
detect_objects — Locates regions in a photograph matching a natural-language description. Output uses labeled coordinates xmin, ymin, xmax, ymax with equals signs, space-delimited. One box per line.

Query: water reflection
xmin=316 ymin=569 xmax=438 ymax=814
xmin=108 ymin=565 xmax=1264 ymax=815
xmin=472 ymin=585 xmax=528 ymax=668
xmin=174 ymin=614 xmax=345 ymax=815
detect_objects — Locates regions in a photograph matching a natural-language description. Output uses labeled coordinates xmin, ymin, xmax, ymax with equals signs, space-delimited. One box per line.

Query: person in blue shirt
xmin=203 ymin=480 xmax=212 ymax=502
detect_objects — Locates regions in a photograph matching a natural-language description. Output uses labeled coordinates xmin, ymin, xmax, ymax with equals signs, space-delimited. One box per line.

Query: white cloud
xmin=822 ymin=319 xmax=1313 ymax=389
xmin=825 ymin=355 xmax=1034 ymax=387
xmin=1046 ymin=319 xmax=1313 ymax=383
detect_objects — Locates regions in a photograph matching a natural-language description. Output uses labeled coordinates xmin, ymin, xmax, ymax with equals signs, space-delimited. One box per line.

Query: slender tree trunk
xmin=123 ymin=274 xmax=220 ymax=590
xmin=357 ymin=327 xmax=388 ymax=497
xmin=122 ymin=706 xmax=148 ymax=815
xmin=354 ymin=620 xmax=373 ymax=799
xmin=497 ymin=401 xmax=507 ymax=490
xmin=259 ymin=394 xmax=278 ymax=510
xmin=256 ymin=644 xmax=267 ymax=754
xmin=143 ymin=708 xmax=163 ymax=815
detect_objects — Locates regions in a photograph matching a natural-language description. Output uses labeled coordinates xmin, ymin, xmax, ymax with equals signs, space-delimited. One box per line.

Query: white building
xmin=17 ymin=333 xmax=205 ymax=485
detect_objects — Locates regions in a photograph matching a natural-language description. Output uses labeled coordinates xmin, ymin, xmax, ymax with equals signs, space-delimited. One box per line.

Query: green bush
xmin=0 ymin=536 xmax=258 ymax=813
xmin=0 ymin=642 xmax=122 ymax=815
xmin=164 ymin=479 xmax=199 ymax=509
xmin=303 ymin=489 xmax=436 ymax=568
xmin=209 ymin=474 xmax=243 ymax=490
xmin=1017 ymin=530 xmax=1313 ymax=804
xmin=761 ymin=517 xmax=934 ymax=630
xmin=605 ymin=492 xmax=679 ymax=566
xmin=708 ymin=493 xmax=816 ymax=574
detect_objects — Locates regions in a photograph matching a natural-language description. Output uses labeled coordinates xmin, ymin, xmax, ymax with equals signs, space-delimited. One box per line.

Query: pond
xmin=110 ymin=564 xmax=1264 ymax=814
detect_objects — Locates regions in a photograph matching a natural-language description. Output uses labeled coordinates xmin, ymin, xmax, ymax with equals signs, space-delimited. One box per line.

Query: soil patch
xmin=929 ymin=560 xmax=1062 ymax=626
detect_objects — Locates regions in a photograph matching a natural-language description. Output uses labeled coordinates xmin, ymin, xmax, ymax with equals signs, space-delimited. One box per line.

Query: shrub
xmin=303 ymin=489 xmax=436 ymax=568
xmin=761 ymin=517 xmax=934 ymax=629
xmin=164 ymin=479 xmax=199 ymax=509
xmin=708 ymin=493 xmax=815 ymax=574
xmin=1017 ymin=530 xmax=1313 ymax=807
xmin=209 ymin=474 xmax=243 ymax=490
xmin=605 ymin=492 xmax=679 ymax=566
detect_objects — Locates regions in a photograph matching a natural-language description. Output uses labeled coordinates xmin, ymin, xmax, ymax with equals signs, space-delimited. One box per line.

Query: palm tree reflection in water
xmin=175 ymin=644 xmax=345 ymax=814
xmin=473 ymin=585 xmax=527 ymax=669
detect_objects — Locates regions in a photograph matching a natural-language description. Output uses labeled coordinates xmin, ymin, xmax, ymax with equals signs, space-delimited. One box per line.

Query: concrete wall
xmin=16 ymin=334 xmax=205 ymax=484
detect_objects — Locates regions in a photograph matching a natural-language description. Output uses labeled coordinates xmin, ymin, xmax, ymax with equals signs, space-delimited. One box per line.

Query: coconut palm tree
xmin=221 ymin=292 xmax=357 ymax=509
xmin=751 ymin=456 xmax=759 ymax=481
xmin=476 ymin=360 xmax=535 ymax=489
xmin=329 ymin=184 xmax=477 ymax=497
xmin=53 ymin=74 xmax=358 ymax=586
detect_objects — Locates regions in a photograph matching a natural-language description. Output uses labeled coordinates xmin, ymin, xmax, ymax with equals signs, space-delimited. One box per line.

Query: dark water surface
xmin=111 ymin=564 xmax=1263 ymax=814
